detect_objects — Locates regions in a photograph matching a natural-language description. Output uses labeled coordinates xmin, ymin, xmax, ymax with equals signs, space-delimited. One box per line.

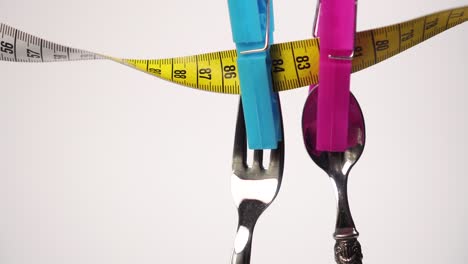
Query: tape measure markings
xmin=0 ymin=6 xmax=466 ymax=94
xmin=351 ymin=6 xmax=466 ymax=77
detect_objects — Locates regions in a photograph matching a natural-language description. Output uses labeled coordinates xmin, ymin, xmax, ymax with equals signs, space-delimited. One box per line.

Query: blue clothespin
xmin=227 ymin=0 xmax=282 ymax=150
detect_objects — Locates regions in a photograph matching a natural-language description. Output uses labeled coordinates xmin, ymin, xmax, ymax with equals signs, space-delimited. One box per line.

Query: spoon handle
xmin=334 ymin=238 xmax=363 ymax=264
xmin=331 ymin=172 xmax=363 ymax=263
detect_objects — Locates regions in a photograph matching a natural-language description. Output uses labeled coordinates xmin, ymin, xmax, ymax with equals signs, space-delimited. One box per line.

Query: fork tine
xmin=252 ymin=150 xmax=264 ymax=169
xmin=232 ymin=99 xmax=248 ymax=171
xmin=269 ymin=95 xmax=285 ymax=172
xmin=268 ymin=140 xmax=284 ymax=170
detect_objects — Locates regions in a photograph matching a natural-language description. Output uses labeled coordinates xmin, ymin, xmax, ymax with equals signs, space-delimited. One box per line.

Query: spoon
xmin=302 ymin=86 xmax=365 ymax=264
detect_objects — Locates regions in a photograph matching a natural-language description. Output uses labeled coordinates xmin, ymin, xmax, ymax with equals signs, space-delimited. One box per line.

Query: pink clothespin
xmin=312 ymin=0 xmax=357 ymax=152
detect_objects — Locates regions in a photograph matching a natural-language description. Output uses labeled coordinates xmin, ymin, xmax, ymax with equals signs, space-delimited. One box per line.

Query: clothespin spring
xmin=313 ymin=0 xmax=359 ymax=61
xmin=240 ymin=0 xmax=272 ymax=55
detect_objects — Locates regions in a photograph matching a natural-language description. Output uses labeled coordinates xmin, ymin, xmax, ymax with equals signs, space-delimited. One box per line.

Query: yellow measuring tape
xmin=0 ymin=6 xmax=466 ymax=94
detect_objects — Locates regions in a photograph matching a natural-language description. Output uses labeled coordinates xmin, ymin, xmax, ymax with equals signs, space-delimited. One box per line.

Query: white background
xmin=0 ymin=0 xmax=467 ymax=263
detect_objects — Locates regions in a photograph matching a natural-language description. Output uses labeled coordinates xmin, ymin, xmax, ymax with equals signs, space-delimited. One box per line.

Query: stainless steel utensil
xmin=230 ymin=98 xmax=285 ymax=264
xmin=302 ymin=87 xmax=365 ymax=264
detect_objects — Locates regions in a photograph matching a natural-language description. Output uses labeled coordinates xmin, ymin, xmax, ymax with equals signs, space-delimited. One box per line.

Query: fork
xmin=230 ymin=98 xmax=285 ymax=264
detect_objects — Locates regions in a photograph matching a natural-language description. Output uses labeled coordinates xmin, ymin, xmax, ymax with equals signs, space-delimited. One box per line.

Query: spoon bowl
xmin=302 ymin=87 xmax=365 ymax=170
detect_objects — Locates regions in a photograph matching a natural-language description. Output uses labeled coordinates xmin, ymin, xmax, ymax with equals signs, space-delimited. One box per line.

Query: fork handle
xmin=231 ymin=225 xmax=253 ymax=264
xmin=334 ymin=238 xmax=363 ymax=264
xmin=231 ymin=243 xmax=252 ymax=264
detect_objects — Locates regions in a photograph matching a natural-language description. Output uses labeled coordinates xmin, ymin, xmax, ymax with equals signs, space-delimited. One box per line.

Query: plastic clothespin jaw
xmin=312 ymin=0 xmax=357 ymax=152
xmin=227 ymin=0 xmax=282 ymax=150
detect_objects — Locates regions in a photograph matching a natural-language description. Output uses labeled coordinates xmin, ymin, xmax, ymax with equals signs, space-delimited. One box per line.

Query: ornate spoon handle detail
xmin=334 ymin=238 xmax=363 ymax=264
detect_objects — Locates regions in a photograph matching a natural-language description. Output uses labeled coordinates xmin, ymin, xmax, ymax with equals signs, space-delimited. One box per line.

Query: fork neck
xmin=237 ymin=200 xmax=267 ymax=228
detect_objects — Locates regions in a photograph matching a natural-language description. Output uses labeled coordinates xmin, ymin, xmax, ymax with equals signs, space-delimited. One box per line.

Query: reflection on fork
xmin=230 ymin=97 xmax=285 ymax=264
